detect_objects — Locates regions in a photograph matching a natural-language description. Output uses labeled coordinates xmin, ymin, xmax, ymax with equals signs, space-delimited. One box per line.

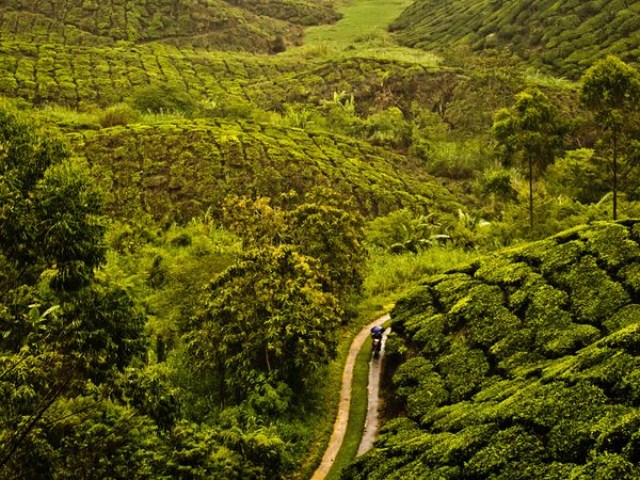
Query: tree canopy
xmin=580 ymin=56 xmax=640 ymax=220
xmin=493 ymin=88 xmax=564 ymax=228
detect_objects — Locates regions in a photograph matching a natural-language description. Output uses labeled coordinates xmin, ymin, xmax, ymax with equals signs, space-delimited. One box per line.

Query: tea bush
xmin=391 ymin=0 xmax=640 ymax=79
xmin=345 ymin=221 xmax=640 ymax=479
xmin=72 ymin=119 xmax=460 ymax=224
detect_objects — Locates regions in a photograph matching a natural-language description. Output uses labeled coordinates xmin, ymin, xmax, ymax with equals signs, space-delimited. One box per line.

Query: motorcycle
xmin=372 ymin=337 xmax=382 ymax=359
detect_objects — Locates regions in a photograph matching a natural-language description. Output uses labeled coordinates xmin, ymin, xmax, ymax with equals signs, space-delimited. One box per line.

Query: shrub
xmin=436 ymin=346 xmax=490 ymax=402
xmin=604 ymin=304 xmax=640 ymax=333
xmin=581 ymin=223 xmax=640 ymax=269
xmin=465 ymin=426 xmax=546 ymax=477
xmin=555 ymin=255 xmax=629 ymax=325
xmin=131 ymin=84 xmax=196 ymax=115
xmin=570 ymin=453 xmax=640 ymax=479
xmin=99 ymin=103 xmax=140 ymax=127
xmin=412 ymin=314 xmax=450 ymax=357
xmin=448 ymin=284 xmax=521 ymax=348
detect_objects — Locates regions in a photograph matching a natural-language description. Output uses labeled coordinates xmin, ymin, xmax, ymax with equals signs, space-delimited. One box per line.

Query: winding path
xmin=310 ymin=314 xmax=390 ymax=480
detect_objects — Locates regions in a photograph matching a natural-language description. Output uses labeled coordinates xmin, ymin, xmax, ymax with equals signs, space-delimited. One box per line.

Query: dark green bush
xmin=465 ymin=426 xmax=546 ymax=477
xmin=436 ymin=345 xmax=490 ymax=402
xmin=555 ymin=255 xmax=630 ymax=325
xmin=570 ymin=452 xmax=640 ymax=479
xmin=412 ymin=314 xmax=450 ymax=357
xmin=581 ymin=224 xmax=640 ymax=269
xmin=99 ymin=103 xmax=140 ymax=127
xmin=131 ymin=84 xmax=196 ymax=115
xmin=489 ymin=328 xmax=535 ymax=360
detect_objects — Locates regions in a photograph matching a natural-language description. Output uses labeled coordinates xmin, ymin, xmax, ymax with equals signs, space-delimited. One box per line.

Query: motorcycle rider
xmin=371 ymin=325 xmax=385 ymax=358
xmin=370 ymin=325 xmax=385 ymax=340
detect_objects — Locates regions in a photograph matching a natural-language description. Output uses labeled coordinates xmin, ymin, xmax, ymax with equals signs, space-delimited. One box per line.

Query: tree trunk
xmin=528 ymin=157 xmax=534 ymax=229
xmin=613 ymin=135 xmax=618 ymax=220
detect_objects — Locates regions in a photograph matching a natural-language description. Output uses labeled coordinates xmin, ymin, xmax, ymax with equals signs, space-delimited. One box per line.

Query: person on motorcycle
xmin=370 ymin=325 xmax=385 ymax=339
xmin=371 ymin=325 xmax=385 ymax=358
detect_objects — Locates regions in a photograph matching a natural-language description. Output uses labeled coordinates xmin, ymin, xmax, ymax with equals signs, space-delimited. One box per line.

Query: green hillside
xmin=0 ymin=0 xmax=338 ymax=53
xmin=391 ymin=0 xmax=640 ymax=78
xmin=344 ymin=221 xmax=640 ymax=479
xmin=5 ymin=0 xmax=640 ymax=478
xmin=71 ymin=118 xmax=461 ymax=223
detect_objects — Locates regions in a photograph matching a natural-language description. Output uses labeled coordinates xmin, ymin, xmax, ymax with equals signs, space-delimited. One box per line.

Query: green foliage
xmin=223 ymin=193 xmax=368 ymax=306
xmin=0 ymin=108 xmax=104 ymax=290
xmin=6 ymin=0 xmax=640 ymax=477
xmin=363 ymin=246 xmax=478 ymax=301
xmin=99 ymin=103 xmax=141 ymax=127
xmin=185 ymin=245 xmax=342 ymax=402
xmin=72 ymin=119 xmax=457 ymax=224
xmin=546 ymin=148 xmax=605 ymax=203
xmin=132 ymin=84 xmax=196 ymax=115
xmin=0 ymin=0 xmax=333 ymax=54
xmin=0 ymin=106 xmax=149 ymax=476
xmin=390 ymin=0 xmax=640 ymax=78
xmin=286 ymin=199 xmax=368 ymax=304
xmin=365 ymin=209 xmax=449 ymax=253
xmin=345 ymin=221 xmax=640 ymax=479
xmin=493 ymin=87 xmax=565 ymax=227
xmin=580 ymin=56 xmax=640 ymax=219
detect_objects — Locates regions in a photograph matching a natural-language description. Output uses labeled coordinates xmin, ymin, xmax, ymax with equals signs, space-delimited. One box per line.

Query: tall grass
xmin=364 ymin=246 xmax=478 ymax=298
xmin=522 ymin=67 xmax=576 ymax=90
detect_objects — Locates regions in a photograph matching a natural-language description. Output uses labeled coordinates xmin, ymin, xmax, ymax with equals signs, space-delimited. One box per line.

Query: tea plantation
xmin=71 ymin=119 xmax=461 ymax=223
xmin=391 ymin=0 xmax=640 ymax=78
xmin=344 ymin=221 xmax=640 ymax=479
xmin=4 ymin=0 xmax=640 ymax=477
xmin=0 ymin=0 xmax=338 ymax=52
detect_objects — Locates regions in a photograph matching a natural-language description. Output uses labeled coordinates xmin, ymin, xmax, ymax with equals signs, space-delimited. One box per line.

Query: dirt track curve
xmin=310 ymin=314 xmax=390 ymax=480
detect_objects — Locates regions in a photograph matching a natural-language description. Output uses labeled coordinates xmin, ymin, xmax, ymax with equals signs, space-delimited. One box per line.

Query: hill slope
xmin=71 ymin=118 xmax=462 ymax=223
xmin=0 ymin=0 xmax=339 ymax=52
xmin=345 ymin=221 xmax=640 ymax=479
xmin=391 ymin=0 xmax=640 ymax=78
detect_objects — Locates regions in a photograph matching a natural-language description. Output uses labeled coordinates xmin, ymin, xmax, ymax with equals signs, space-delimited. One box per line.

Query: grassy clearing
xmin=285 ymin=0 xmax=441 ymax=67
xmin=522 ymin=67 xmax=577 ymax=90
xmin=304 ymin=0 xmax=413 ymax=45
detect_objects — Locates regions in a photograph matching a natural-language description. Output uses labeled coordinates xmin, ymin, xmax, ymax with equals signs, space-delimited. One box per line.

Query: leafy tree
xmin=0 ymin=106 xmax=147 ymax=475
xmin=185 ymin=245 xmax=342 ymax=403
xmin=223 ymin=195 xmax=288 ymax=249
xmin=223 ymin=192 xmax=367 ymax=307
xmin=286 ymin=198 xmax=367 ymax=305
xmin=580 ymin=55 xmax=640 ymax=220
xmin=493 ymin=88 xmax=564 ymax=228
xmin=545 ymin=148 xmax=604 ymax=203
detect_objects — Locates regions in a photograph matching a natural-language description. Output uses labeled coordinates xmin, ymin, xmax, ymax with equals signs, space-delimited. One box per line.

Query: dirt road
xmin=310 ymin=314 xmax=390 ymax=480
xmin=356 ymin=324 xmax=389 ymax=455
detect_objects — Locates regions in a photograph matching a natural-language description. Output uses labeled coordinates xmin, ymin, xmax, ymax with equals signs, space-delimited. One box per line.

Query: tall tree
xmin=185 ymin=245 xmax=342 ymax=403
xmin=580 ymin=55 xmax=640 ymax=220
xmin=0 ymin=107 xmax=147 ymax=475
xmin=493 ymin=88 xmax=564 ymax=229
xmin=223 ymin=191 xmax=367 ymax=308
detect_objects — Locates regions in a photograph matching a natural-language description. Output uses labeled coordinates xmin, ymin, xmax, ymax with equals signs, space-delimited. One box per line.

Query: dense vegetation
xmin=72 ymin=119 xmax=459 ymax=223
xmin=3 ymin=0 xmax=640 ymax=478
xmin=344 ymin=221 xmax=640 ymax=479
xmin=0 ymin=0 xmax=339 ymax=52
xmin=391 ymin=0 xmax=640 ymax=78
